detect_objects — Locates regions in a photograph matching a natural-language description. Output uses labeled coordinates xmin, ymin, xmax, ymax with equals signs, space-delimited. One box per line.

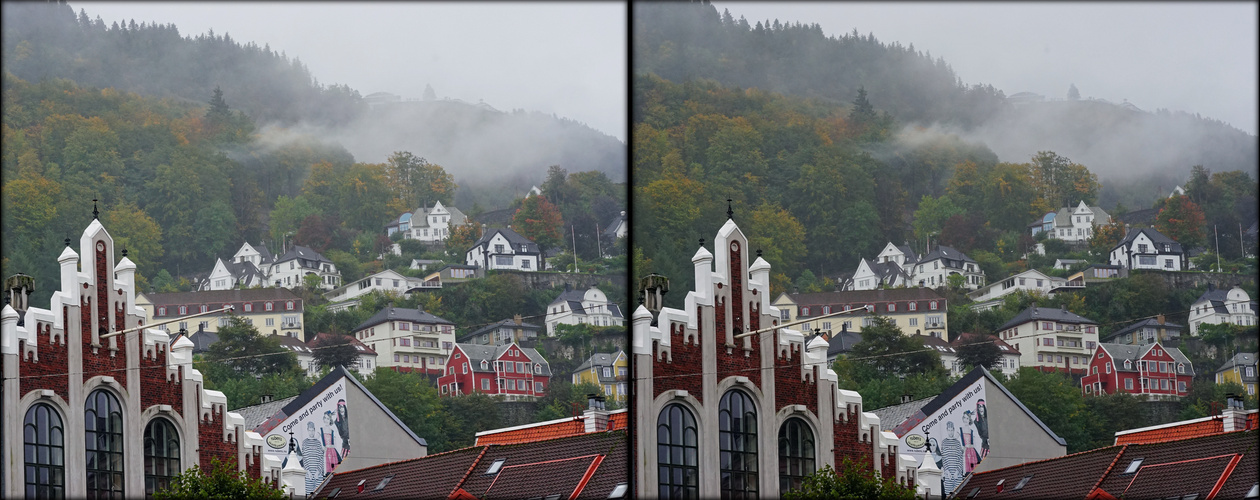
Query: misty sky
xmin=75 ymin=2 xmax=628 ymax=142
xmin=717 ymin=2 xmax=1259 ymax=136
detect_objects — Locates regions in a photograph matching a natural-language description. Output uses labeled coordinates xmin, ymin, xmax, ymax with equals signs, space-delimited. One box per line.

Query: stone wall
xmin=1132 ymin=270 xmax=1257 ymax=291
xmin=493 ymin=270 xmax=626 ymax=292
xmin=497 ymin=400 xmax=540 ymax=427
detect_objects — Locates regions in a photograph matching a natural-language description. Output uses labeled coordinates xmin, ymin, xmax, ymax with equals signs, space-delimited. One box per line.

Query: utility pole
xmin=571 ymin=225 xmax=578 ymax=273
xmin=1215 ymin=225 xmax=1221 ymax=272
xmin=595 ymin=221 xmax=602 ymax=260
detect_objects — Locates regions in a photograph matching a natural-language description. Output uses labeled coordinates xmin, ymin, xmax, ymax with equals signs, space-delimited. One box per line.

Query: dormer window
xmin=930 ymin=301 xmax=938 ymax=311
xmin=801 ymin=307 xmax=810 ymax=316
xmin=243 ymin=303 xmax=252 ymax=312
xmin=1124 ymin=360 xmax=1132 ymax=369
xmin=909 ymin=302 xmax=917 ymax=311
xmin=822 ymin=306 xmax=831 ymax=315
xmin=179 ymin=305 xmax=187 ymax=315
xmin=265 ymin=302 xmax=274 ymax=312
xmin=158 ymin=307 xmax=166 ymax=316
xmin=286 ymin=301 xmax=294 ymax=311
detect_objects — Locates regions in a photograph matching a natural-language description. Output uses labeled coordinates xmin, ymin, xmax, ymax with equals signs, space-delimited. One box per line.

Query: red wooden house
xmin=1081 ymin=342 xmax=1194 ymax=399
xmin=436 ymin=343 xmax=550 ymax=400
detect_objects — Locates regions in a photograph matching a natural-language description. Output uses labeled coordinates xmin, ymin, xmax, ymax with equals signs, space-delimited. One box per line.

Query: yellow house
xmin=1215 ymin=352 xmax=1258 ymax=396
xmin=771 ymin=288 xmax=949 ymax=338
xmin=136 ymin=288 xmax=305 ymax=339
xmin=572 ymin=350 xmax=628 ymax=402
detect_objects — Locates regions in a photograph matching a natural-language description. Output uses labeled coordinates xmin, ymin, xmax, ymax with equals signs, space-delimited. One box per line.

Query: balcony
xmin=281 ymin=322 xmax=302 ymax=330
xmin=925 ymin=322 xmax=945 ymax=330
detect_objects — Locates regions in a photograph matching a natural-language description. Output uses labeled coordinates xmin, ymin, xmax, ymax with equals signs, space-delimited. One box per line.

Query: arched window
xmin=24 ymin=403 xmax=65 ymax=499
xmin=85 ymin=389 xmax=124 ymax=497
xmin=144 ymin=418 xmax=180 ymax=496
xmin=719 ymin=389 xmax=758 ymax=498
xmin=658 ymin=404 xmax=699 ymax=499
xmin=779 ymin=418 xmax=815 ymax=494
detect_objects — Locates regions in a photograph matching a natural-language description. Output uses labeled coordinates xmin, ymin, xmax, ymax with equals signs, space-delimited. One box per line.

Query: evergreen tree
xmin=422 ymin=83 xmax=437 ymax=101
xmin=1068 ymin=83 xmax=1080 ymax=100
xmin=849 ymin=86 xmax=878 ymax=127
xmin=206 ymin=85 xmax=230 ymax=121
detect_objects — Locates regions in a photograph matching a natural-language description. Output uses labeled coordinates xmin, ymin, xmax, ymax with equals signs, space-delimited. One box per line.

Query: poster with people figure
xmin=263 ymin=377 xmax=350 ymax=481
xmin=893 ymin=378 xmax=989 ymax=494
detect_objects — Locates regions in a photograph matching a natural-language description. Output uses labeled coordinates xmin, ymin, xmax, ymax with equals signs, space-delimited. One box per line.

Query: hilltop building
xmin=1109 ymin=226 xmax=1186 ymax=271
xmin=2 ymin=218 xmax=276 ymax=497
xmin=1188 ymin=284 xmax=1257 ymax=336
xmin=322 ymin=269 xmax=441 ymax=311
xmin=633 ymin=217 xmax=919 ymax=497
xmin=436 ymin=343 xmax=550 ymax=400
xmin=773 ymin=288 xmax=949 ymax=338
xmin=967 ymin=269 xmax=1070 ymax=312
xmin=849 ymin=242 xmax=985 ymax=291
xmin=1081 ymin=342 xmax=1194 ymax=399
xmin=385 ymin=200 xmax=468 ymax=243
xmin=200 ymin=242 xmax=341 ymax=292
xmin=994 ymin=306 xmax=1100 ymax=374
xmin=457 ymin=317 xmax=543 ymax=345
xmin=572 ymin=350 xmax=628 ymax=402
xmin=138 ymin=288 xmax=306 ymax=339
xmin=1032 ymin=200 xmax=1112 ymax=243
xmin=544 ymin=284 xmax=624 ymax=336
xmin=465 ymin=227 xmax=542 ymax=271
xmin=351 ymin=306 xmax=454 ymax=376
xmin=1101 ymin=317 xmax=1184 ymax=345
xmin=1215 ymin=352 xmax=1257 ymax=396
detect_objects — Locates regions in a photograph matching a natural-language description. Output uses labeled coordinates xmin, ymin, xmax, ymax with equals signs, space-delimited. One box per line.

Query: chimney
xmin=260 ymin=394 xmax=273 ymax=404
xmin=901 ymin=394 xmax=914 ymax=404
xmin=1222 ymin=394 xmax=1248 ymax=432
xmin=583 ymin=394 xmax=609 ymax=433
xmin=1157 ymin=314 xmax=1165 ymax=325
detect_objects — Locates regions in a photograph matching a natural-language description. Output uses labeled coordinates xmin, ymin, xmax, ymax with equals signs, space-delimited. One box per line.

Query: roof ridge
xmin=1089 ymin=443 xmax=1129 ymax=494
xmin=450 ymin=445 xmax=491 ymax=498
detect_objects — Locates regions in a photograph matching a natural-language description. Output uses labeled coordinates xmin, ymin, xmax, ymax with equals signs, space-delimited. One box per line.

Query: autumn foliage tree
xmin=1154 ymin=195 xmax=1207 ymax=249
xmin=512 ymin=195 xmax=564 ymax=258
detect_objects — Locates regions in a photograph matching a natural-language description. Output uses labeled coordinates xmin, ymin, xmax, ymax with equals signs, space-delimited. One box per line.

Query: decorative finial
xmin=727 ymin=198 xmax=734 ymax=220
xmin=92 ymin=199 xmax=99 ymax=220
xmin=121 ymin=247 xmax=128 ymax=258
xmin=757 ymin=249 xmax=763 ymax=258
xmin=65 ymin=238 xmax=72 ymax=248
xmin=699 ymin=238 xmax=705 ymax=248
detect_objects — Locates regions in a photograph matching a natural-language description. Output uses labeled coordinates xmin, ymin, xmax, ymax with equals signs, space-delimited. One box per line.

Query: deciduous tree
xmin=205 ymin=316 xmax=297 ymax=376
xmin=154 ymin=458 xmax=283 ymax=500
xmin=1154 ymin=195 xmax=1207 ymax=249
xmin=782 ymin=459 xmax=917 ymax=500
xmin=512 ymin=195 xmax=564 ymax=258
xmin=310 ymin=333 xmax=360 ymax=371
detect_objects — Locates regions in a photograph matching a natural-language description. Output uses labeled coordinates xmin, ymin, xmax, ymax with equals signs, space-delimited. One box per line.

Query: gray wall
xmin=973 ymin=382 xmax=1066 ymax=474
xmin=337 ymin=381 xmax=427 ymax=472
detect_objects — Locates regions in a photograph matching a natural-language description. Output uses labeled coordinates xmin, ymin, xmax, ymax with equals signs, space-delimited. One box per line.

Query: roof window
xmin=1245 ymin=483 xmax=1258 ymax=499
xmin=324 ymin=487 xmax=341 ymax=498
xmin=373 ymin=475 xmax=393 ymax=492
xmin=1123 ymin=458 xmax=1144 ymax=474
xmin=486 ymin=458 xmax=506 ymax=475
xmin=609 ymin=483 xmax=628 ymax=498
xmin=967 ymin=487 xmax=981 ymax=498
xmin=1014 ymin=475 xmax=1032 ymax=490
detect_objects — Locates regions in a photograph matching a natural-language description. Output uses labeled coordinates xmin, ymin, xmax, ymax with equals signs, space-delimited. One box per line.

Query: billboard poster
xmin=263 ymin=377 xmax=350 ymax=492
xmin=897 ymin=378 xmax=989 ymax=494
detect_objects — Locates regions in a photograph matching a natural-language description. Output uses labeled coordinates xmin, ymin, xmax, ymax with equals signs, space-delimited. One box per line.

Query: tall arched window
xmin=24 ymin=403 xmax=65 ymax=499
xmin=657 ymin=404 xmax=699 ymax=499
xmin=719 ymin=389 xmax=758 ymax=498
xmin=144 ymin=418 xmax=180 ymax=496
xmin=778 ymin=418 xmax=815 ymax=494
xmin=85 ymin=389 xmax=124 ymax=497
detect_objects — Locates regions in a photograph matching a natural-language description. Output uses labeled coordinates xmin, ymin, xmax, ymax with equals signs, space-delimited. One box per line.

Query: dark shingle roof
xmin=273 ymin=244 xmax=332 ymax=265
xmin=1103 ymin=318 xmax=1184 ymax=342
xmin=825 ymin=328 xmax=863 ymax=359
xmin=573 ymin=351 xmax=626 ymax=381
xmin=232 ymin=395 xmax=300 ymax=430
xmin=461 ymin=319 xmax=543 ymax=342
xmin=996 ymin=306 xmax=1098 ymax=332
xmin=1216 ymin=352 xmax=1258 ymax=382
xmin=918 ymin=244 xmax=977 ymax=265
xmin=471 ymin=227 xmax=540 ymax=254
xmin=353 ymin=306 xmax=454 ymax=331
xmin=1115 ymin=227 xmax=1183 ymax=254
xmin=870 ymin=396 xmax=936 ymax=429
xmin=1097 ymin=343 xmax=1194 ymax=375
xmin=455 ymin=343 xmax=551 ymax=377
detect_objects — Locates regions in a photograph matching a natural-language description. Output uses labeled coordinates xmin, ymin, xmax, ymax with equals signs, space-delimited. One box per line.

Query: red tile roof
xmin=958 ymin=429 xmax=1259 ymax=500
xmin=474 ymin=409 xmax=628 ymax=446
xmin=1114 ymin=416 xmax=1223 ymax=445
xmin=312 ymin=429 xmax=627 ymax=500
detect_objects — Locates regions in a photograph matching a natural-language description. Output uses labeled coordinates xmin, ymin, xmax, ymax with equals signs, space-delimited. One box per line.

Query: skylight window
xmin=609 ymin=483 xmax=628 ymax=498
xmin=1014 ymin=475 xmax=1032 ymax=490
xmin=1245 ymin=483 xmax=1258 ymax=499
xmin=486 ymin=458 xmax=506 ymax=475
xmin=1124 ymin=458 xmax=1144 ymax=474
xmin=373 ymin=475 xmax=393 ymax=492
xmin=325 ymin=487 xmax=341 ymax=498
xmin=967 ymin=487 xmax=981 ymax=498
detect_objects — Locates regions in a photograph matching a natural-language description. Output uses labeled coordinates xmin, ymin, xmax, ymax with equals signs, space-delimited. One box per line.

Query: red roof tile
xmin=1114 ymin=417 xmax=1223 ymax=445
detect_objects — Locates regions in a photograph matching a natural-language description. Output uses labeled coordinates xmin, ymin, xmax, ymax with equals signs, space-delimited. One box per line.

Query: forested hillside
xmin=634 ymin=75 xmax=1107 ymax=303
xmin=634 ymin=2 xmax=1257 ymax=208
xmin=2 ymin=1 xmax=362 ymax=126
